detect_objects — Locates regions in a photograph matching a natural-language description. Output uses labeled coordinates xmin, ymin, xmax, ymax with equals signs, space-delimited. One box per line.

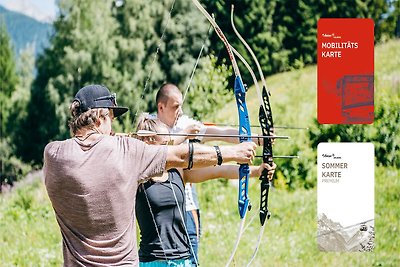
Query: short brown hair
xmin=68 ymin=100 xmax=109 ymax=135
xmin=155 ymin=83 xmax=180 ymax=106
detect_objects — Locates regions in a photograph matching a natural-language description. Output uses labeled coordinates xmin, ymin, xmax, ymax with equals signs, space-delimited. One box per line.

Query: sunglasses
xmin=94 ymin=93 xmax=117 ymax=106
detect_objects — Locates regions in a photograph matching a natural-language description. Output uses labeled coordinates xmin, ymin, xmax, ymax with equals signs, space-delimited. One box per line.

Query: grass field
xmin=1 ymin=167 xmax=398 ymax=266
xmin=197 ymin=166 xmax=399 ymax=266
xmin=1 ymin=40 xmax=399 ymax=266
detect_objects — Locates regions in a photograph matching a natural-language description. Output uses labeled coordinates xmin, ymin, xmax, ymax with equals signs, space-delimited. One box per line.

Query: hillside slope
xmin=0 ymin=5 xmax=52 ymax=57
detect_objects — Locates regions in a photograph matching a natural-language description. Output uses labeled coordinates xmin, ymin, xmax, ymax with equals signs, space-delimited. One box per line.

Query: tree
xmin=17 ymin=0 xmax=227 ymax=163
xmin=0 ymin=21 xmax=18 ymax=132
xmin=0 ymin=22 xmax=32 ymax=186
xmin=201 ymin=0 xmax=399 ymax=75
xmin=113 ymin=0 xmax=211 ymax=122
xmin=184 ymin=54 xmax=232 ymax=120
xmin=201 ymin=0 xmax=287 ymax=79
xmin=18 ymin=0 xmax=120 ymax=163
xmin=9 ymin=46 xmax=34 ymax=159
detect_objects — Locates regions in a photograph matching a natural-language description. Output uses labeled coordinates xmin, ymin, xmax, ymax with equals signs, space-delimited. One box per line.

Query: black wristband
xmin=214 ymin=145 xmax=223 ymax=165
xmin=186 ymin=142 xmax=194 ymax=170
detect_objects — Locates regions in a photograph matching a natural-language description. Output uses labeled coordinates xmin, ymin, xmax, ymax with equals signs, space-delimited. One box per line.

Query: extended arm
xmin=182 ymin=162 xmax=276 ymax=183
xmin=203 ymin=126 xmax=263 ymax=144
xmin=165 ymin=142 xmax=256 ymax=170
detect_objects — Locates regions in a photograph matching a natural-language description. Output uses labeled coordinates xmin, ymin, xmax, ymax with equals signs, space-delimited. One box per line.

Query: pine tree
xmin=0 ymin=22 xmax=32 ymax=186
xmin=0 ymin=21 xmax=18 ymax=132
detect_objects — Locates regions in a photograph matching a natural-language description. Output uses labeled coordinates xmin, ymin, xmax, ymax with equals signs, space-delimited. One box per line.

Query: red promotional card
xmin=317 ymin=19 xmax=374 ymax=124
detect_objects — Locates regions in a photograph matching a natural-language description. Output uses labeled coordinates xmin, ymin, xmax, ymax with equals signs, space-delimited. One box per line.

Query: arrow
xmin=122 ymin=130 xmax=290 ymax=139
xmin=202 ymin=122 xmax=308 ymax=130
xmin=255 ymin=155 xmax=299 ymax=159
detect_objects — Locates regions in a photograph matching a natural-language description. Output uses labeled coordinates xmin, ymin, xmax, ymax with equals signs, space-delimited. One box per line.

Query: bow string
xmin=191 ymin=1 xmax=254 ymax=266
xmin=231 ymin=5 xmax=274 ymax=266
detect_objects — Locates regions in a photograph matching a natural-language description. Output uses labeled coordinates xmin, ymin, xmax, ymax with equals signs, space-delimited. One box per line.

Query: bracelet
xmin=214 ymin=145 xmax=223 ymax=165
xmin=185 ymin=142 xmax=194 ymax=170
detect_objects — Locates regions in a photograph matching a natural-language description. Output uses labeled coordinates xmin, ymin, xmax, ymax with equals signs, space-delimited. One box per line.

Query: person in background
xmin=43 ymin=84 xmax=257 ymax=266
xmin=153 ymin=83 xmax=265 ymax=266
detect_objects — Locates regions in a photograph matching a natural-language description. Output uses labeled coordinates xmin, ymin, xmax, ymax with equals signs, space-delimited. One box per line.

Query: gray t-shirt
xmin=43 ymin=135 xmax=167 ymax=266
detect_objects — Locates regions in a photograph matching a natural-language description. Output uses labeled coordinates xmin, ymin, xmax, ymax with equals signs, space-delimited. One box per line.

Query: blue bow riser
xmin=234 ymin=76 xmax=252 ymax=219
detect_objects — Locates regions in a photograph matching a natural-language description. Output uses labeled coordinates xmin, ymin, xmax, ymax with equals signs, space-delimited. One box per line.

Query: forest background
xmin=0 ymin=0 xmax=399 ymax=266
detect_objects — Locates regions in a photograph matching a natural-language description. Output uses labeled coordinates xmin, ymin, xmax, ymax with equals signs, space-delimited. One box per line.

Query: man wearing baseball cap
xmin=43 ymin=84 xmax=257 ymax=266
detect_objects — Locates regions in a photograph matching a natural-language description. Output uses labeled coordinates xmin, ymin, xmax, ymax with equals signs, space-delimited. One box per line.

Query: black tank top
xmin=136 ymin=169 xmax=190 ymax=262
